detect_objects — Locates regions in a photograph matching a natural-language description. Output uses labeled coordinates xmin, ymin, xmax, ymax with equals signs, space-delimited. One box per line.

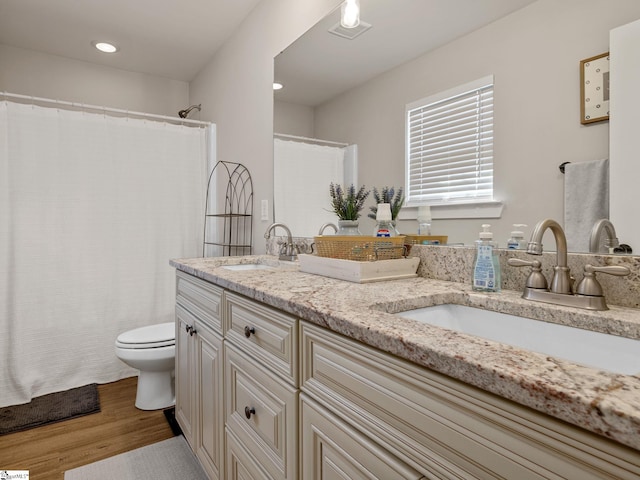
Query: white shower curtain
xmin=0 ymin=101 xmax=208 ymax=407
xmin=274 ymin=139 xmax=346 ymax=237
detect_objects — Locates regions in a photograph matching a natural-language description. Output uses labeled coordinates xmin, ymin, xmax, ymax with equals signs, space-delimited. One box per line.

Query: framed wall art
xmin=580 ymin=52 xmax=609 ymax=124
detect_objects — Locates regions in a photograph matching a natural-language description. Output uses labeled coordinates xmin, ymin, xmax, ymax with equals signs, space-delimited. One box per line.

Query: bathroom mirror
xmin=274 ymin=0 xmax=637 ymax=251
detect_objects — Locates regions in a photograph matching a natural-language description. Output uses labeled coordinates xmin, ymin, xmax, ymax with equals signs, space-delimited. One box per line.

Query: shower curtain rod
xmin=2 ymin=91 xmax=210 ymax=127
xmin=274 ymin=132 xmax=349 ymax=148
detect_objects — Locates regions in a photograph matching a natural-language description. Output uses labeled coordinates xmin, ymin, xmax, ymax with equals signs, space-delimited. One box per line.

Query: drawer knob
xmin=244 ymin=326 xmax=255 ymax=338
xmin=244 ymin=406 xmax=256 ymax=419
xmin=185 ymin=325 xmax=192 ymax=334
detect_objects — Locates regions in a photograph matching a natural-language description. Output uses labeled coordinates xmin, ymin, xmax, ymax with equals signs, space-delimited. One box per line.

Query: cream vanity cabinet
xmin=175 ymin=271 xmax=225 ymax=480
xmin=175 ymin=271 xmax=640 ymax=479
xmin=223 ymin=291 xmax=299 ymax=480
xmin=300 ymin=321 xmax=640 ymax=480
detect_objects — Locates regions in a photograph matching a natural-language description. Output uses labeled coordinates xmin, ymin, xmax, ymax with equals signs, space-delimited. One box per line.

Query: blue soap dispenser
xmin=472 ymin=224 xmax=501 ymax=292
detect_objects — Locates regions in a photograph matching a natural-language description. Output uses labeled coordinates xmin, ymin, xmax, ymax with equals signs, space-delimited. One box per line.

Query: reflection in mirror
xmin=610 ymin=17 xmax=640 ymax=254
xmin=274 ymin=0 xmax=639 ymax=252
xmin=273 ymin=0 xmax=538 ymax=241
xmin=273 ymin=134 xmax=357 ymax=237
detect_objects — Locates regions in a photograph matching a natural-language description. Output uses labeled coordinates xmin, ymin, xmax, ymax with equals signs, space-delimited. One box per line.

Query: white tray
xmin=298 ymin=254 xmax=420 ymax=283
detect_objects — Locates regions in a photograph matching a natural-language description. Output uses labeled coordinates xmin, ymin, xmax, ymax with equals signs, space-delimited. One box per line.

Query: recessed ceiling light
xmin=92 ymin=41 xmax=119 ymax=53
xmin=273 ymin=82 xmax=284 ymax=90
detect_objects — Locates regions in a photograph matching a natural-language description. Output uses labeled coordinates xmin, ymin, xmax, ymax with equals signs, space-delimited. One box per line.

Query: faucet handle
xmin=507 ymin=258 xmax=548 ymax=289
xmin=576 ymin=264 xmax=630 ymax=296
xmin=584 ymin=264 xmax=631 ymax=277
xmin=507 ymin=258 xmax=537 ymax=268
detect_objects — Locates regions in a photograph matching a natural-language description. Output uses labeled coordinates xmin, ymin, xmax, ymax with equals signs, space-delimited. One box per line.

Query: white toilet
xmin=115 ymin=322 xmax=176 ymax=410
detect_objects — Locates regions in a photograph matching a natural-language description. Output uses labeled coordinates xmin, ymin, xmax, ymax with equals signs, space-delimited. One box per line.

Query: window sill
xmin=399 ymin=201 xmax=504 ymax=220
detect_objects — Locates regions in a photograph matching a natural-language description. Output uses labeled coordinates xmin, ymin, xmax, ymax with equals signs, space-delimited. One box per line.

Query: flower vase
xmin=337 ymin=220 xmax=362 ymax=236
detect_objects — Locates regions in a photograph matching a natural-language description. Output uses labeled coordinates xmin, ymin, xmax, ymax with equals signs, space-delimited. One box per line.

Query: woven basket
xmin=314 ymin=235 xmax=406 ymax=261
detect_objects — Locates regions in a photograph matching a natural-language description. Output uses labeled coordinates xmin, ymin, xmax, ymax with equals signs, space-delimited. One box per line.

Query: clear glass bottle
xmin=417 ymin=205 xmax=432 ymax=235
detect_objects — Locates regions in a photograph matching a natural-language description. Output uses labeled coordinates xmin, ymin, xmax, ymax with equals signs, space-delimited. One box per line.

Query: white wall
xmin=610 ymin=18 xmax=640 ymax=252
xmin=0 ymin=44 xmax=189 ymax=117
xmin=312 ymin=0 xmax=640 ymax=246
xmin=274 ymin=100 xmax=315 ymax=138
xmin=189 ymin=0 xmax=340 ymax=253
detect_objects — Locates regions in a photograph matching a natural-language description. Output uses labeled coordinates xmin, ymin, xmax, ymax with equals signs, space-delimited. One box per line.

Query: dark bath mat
xmin=163 ymin=406 xmax=182 ymax=436
xmin=0 ymin=383 xmax=100 ymax=435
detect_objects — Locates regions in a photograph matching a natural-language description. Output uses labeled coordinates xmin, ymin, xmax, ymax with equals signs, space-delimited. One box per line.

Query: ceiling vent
xmin=328 ymin=21 xmax=372 ymax=40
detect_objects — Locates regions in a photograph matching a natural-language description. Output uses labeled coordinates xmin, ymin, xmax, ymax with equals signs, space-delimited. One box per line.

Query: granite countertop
xmin=170 ymin=255 xmax=640 ymax=451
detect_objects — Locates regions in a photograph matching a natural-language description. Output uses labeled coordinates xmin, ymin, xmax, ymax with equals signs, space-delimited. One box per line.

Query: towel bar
xmin=558 ymin=161 xmax=571 ymax=174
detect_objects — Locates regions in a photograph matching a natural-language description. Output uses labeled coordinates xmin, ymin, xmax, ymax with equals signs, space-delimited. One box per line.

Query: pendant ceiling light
xmin=341 ymin=0 xmax=360 ymax=29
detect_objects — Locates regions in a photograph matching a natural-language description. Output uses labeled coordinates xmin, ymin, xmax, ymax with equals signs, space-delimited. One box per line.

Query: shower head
xmin=178 ymin=104 xmax=201 ymax=118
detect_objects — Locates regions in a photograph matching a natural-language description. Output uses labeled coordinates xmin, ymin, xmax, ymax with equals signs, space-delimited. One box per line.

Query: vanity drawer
xmin=224 ymin=291 xmax=298 ymax=385
xmin=301 ymin=321 xmax=640 ymax=480
xmin=225 ymin=342 xmax=298 ymax=480
xmin=176 ymin=271 xmax=223 ymax=332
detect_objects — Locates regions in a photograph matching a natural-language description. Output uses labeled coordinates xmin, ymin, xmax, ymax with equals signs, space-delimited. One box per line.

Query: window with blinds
xmin=406 ymin=76 xmax=494 ymax=205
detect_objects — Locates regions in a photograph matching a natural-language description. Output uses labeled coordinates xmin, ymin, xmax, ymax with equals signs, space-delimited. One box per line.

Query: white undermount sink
xmin=396 ymin=304 xmax=640 ymax=375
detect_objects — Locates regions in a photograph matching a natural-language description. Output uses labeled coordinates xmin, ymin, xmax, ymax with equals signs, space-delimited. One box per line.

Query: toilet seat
xmin=116 ymin=322 xmax=175 ymax=349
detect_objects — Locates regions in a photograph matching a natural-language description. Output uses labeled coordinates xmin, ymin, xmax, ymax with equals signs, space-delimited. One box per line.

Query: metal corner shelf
xmin=203 ymin=161 xmax=253 ymax=257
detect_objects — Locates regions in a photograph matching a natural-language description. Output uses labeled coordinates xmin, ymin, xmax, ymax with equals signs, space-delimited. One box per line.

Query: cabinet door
xmin=175 ymin=305 xmax=196 ymax=447
xmin=301 ymin=394 xmax=423 ymax=480
xmin=226 ymin=428 xmax=271 ymax=480
xmin=195 ymin=321 xmax=224 ymax=480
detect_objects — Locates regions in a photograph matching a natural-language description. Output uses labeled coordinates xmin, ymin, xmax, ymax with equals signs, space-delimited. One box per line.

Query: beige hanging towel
xmin=564 ymin=158 xmax=609 ymax=252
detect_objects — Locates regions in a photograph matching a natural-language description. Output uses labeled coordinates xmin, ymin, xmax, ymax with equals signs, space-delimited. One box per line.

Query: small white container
xmin=507 ymin=224 xmax=527 ymax=249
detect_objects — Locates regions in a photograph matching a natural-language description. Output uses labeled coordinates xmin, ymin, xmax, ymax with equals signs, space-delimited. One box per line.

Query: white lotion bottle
xmin=374 ymin=203 xmax=396 ymax=237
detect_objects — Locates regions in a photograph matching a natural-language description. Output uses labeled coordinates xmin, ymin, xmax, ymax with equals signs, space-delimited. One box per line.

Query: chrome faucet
xmin=508 ymin=218 xmax=630 ymax=310
xmin=264 ymin=223 xmax=299 ymax=261
xmin=589 ymin=219 xmax=620 ymax=253
xmin=318 ymin=223 xmax=338 ymax=235
xmin=525 ymin=218 xmax=572 ymax=294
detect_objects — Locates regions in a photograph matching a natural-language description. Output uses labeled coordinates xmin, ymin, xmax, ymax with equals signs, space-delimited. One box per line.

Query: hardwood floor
xmin=0 ymin=376 xmax=175 ymax=480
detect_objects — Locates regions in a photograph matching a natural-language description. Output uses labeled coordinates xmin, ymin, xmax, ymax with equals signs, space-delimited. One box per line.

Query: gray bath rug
xmin=0 ymin=383 xmax=100 ymax=435
xmin=64 ymin=435 xmax=208 ymax=480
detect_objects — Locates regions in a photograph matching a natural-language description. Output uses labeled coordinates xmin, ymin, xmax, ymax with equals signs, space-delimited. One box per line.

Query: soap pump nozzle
xmin=479 ymin=224 xmax=493 ymax=240
xmin=511 ymin=224 xmax=527 ymax=236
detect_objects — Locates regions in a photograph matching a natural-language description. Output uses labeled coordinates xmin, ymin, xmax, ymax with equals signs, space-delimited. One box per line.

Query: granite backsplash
xmin=266 ymin=237 xmax=639 ymax=309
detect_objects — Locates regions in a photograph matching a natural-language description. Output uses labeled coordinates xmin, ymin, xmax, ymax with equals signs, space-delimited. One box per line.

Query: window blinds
xmin=407 ymin=80 xmax=494 ymax=204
